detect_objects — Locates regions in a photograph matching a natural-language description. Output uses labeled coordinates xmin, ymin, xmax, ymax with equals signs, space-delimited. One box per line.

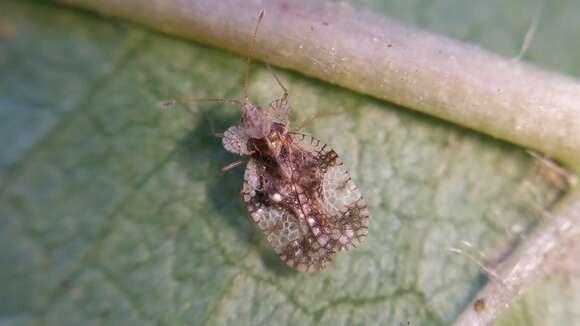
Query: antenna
xmin=266 ymin=64 xmax=288 ymax=100
xmin=160 ymin=11 xmax=265 ymax=112
xmin=243 ymin=10 xmax=265 ymax=103
xmin=160 ymin=96 xmax=243 ymax=109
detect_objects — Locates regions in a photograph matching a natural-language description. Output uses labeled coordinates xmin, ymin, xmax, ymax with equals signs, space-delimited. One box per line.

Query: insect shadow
xmin=174 ymin=105 xmax=298 ymax=277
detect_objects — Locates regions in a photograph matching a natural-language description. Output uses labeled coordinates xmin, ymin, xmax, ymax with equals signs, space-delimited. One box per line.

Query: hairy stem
xmin=57 ymin=0 xmax=580 ymax=323
xmin=454 ymin=190 xmax=580 ymax=325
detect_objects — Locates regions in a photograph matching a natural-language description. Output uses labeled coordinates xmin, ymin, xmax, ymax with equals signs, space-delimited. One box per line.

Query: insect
xmin=163 ymin=11 xmax=369 ymax=272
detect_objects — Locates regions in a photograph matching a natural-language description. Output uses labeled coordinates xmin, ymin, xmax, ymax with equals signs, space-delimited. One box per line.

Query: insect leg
xmin=221 ymin=160 xmax=246 ymax=173
xmin=209 ymin=119 xmax=224 ymax=138
xmin=292 ymin=112 xmax=342 ymax=132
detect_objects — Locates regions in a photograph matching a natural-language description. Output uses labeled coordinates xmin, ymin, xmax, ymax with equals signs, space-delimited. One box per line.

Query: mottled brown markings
xmin=165 ymin=11 xmax=369 ymax=272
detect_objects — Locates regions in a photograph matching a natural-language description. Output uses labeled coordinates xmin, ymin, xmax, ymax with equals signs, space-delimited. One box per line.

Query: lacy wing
xmin=241 ymin=158 xmax=336 ymax=272
xmin=290 ymin=133 xmax=370 ymax=252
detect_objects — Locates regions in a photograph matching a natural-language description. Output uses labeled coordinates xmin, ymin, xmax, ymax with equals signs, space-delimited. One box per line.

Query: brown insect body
xmin=223 ymin=100 xmax=369 ymax=272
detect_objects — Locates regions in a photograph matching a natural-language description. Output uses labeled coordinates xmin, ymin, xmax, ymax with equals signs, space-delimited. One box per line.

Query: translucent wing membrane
xmin=222 ymin=126 xmax=252 ymax=155
xmin=290 ymin=133 xmax=370 ymax=251
xmin=266 ymin=98 xmax=291 ymax=125
xmin=242 ymin=159 xmax=337 ymax=272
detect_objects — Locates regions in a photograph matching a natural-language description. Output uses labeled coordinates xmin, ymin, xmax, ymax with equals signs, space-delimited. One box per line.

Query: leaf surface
xmin=1 ymin=1 xmax=578 ymax=325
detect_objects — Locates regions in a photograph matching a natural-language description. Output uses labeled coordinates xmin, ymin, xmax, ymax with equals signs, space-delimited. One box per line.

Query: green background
xmin=1 ymin=0 xmax=579 ymax=324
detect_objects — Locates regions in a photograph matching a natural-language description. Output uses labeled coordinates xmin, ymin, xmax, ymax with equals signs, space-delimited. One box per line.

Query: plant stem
xmin=57 ymin=0 xmax=580 ymax=323
xmin=454 ymin=190 xmax=580 ymax=325
xmin=60 ymin=0 xmax=580 ymax=171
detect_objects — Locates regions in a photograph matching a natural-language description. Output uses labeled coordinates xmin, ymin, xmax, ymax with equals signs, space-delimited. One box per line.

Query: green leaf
xmin=0 ymin=0 xmax=577 ymax=325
